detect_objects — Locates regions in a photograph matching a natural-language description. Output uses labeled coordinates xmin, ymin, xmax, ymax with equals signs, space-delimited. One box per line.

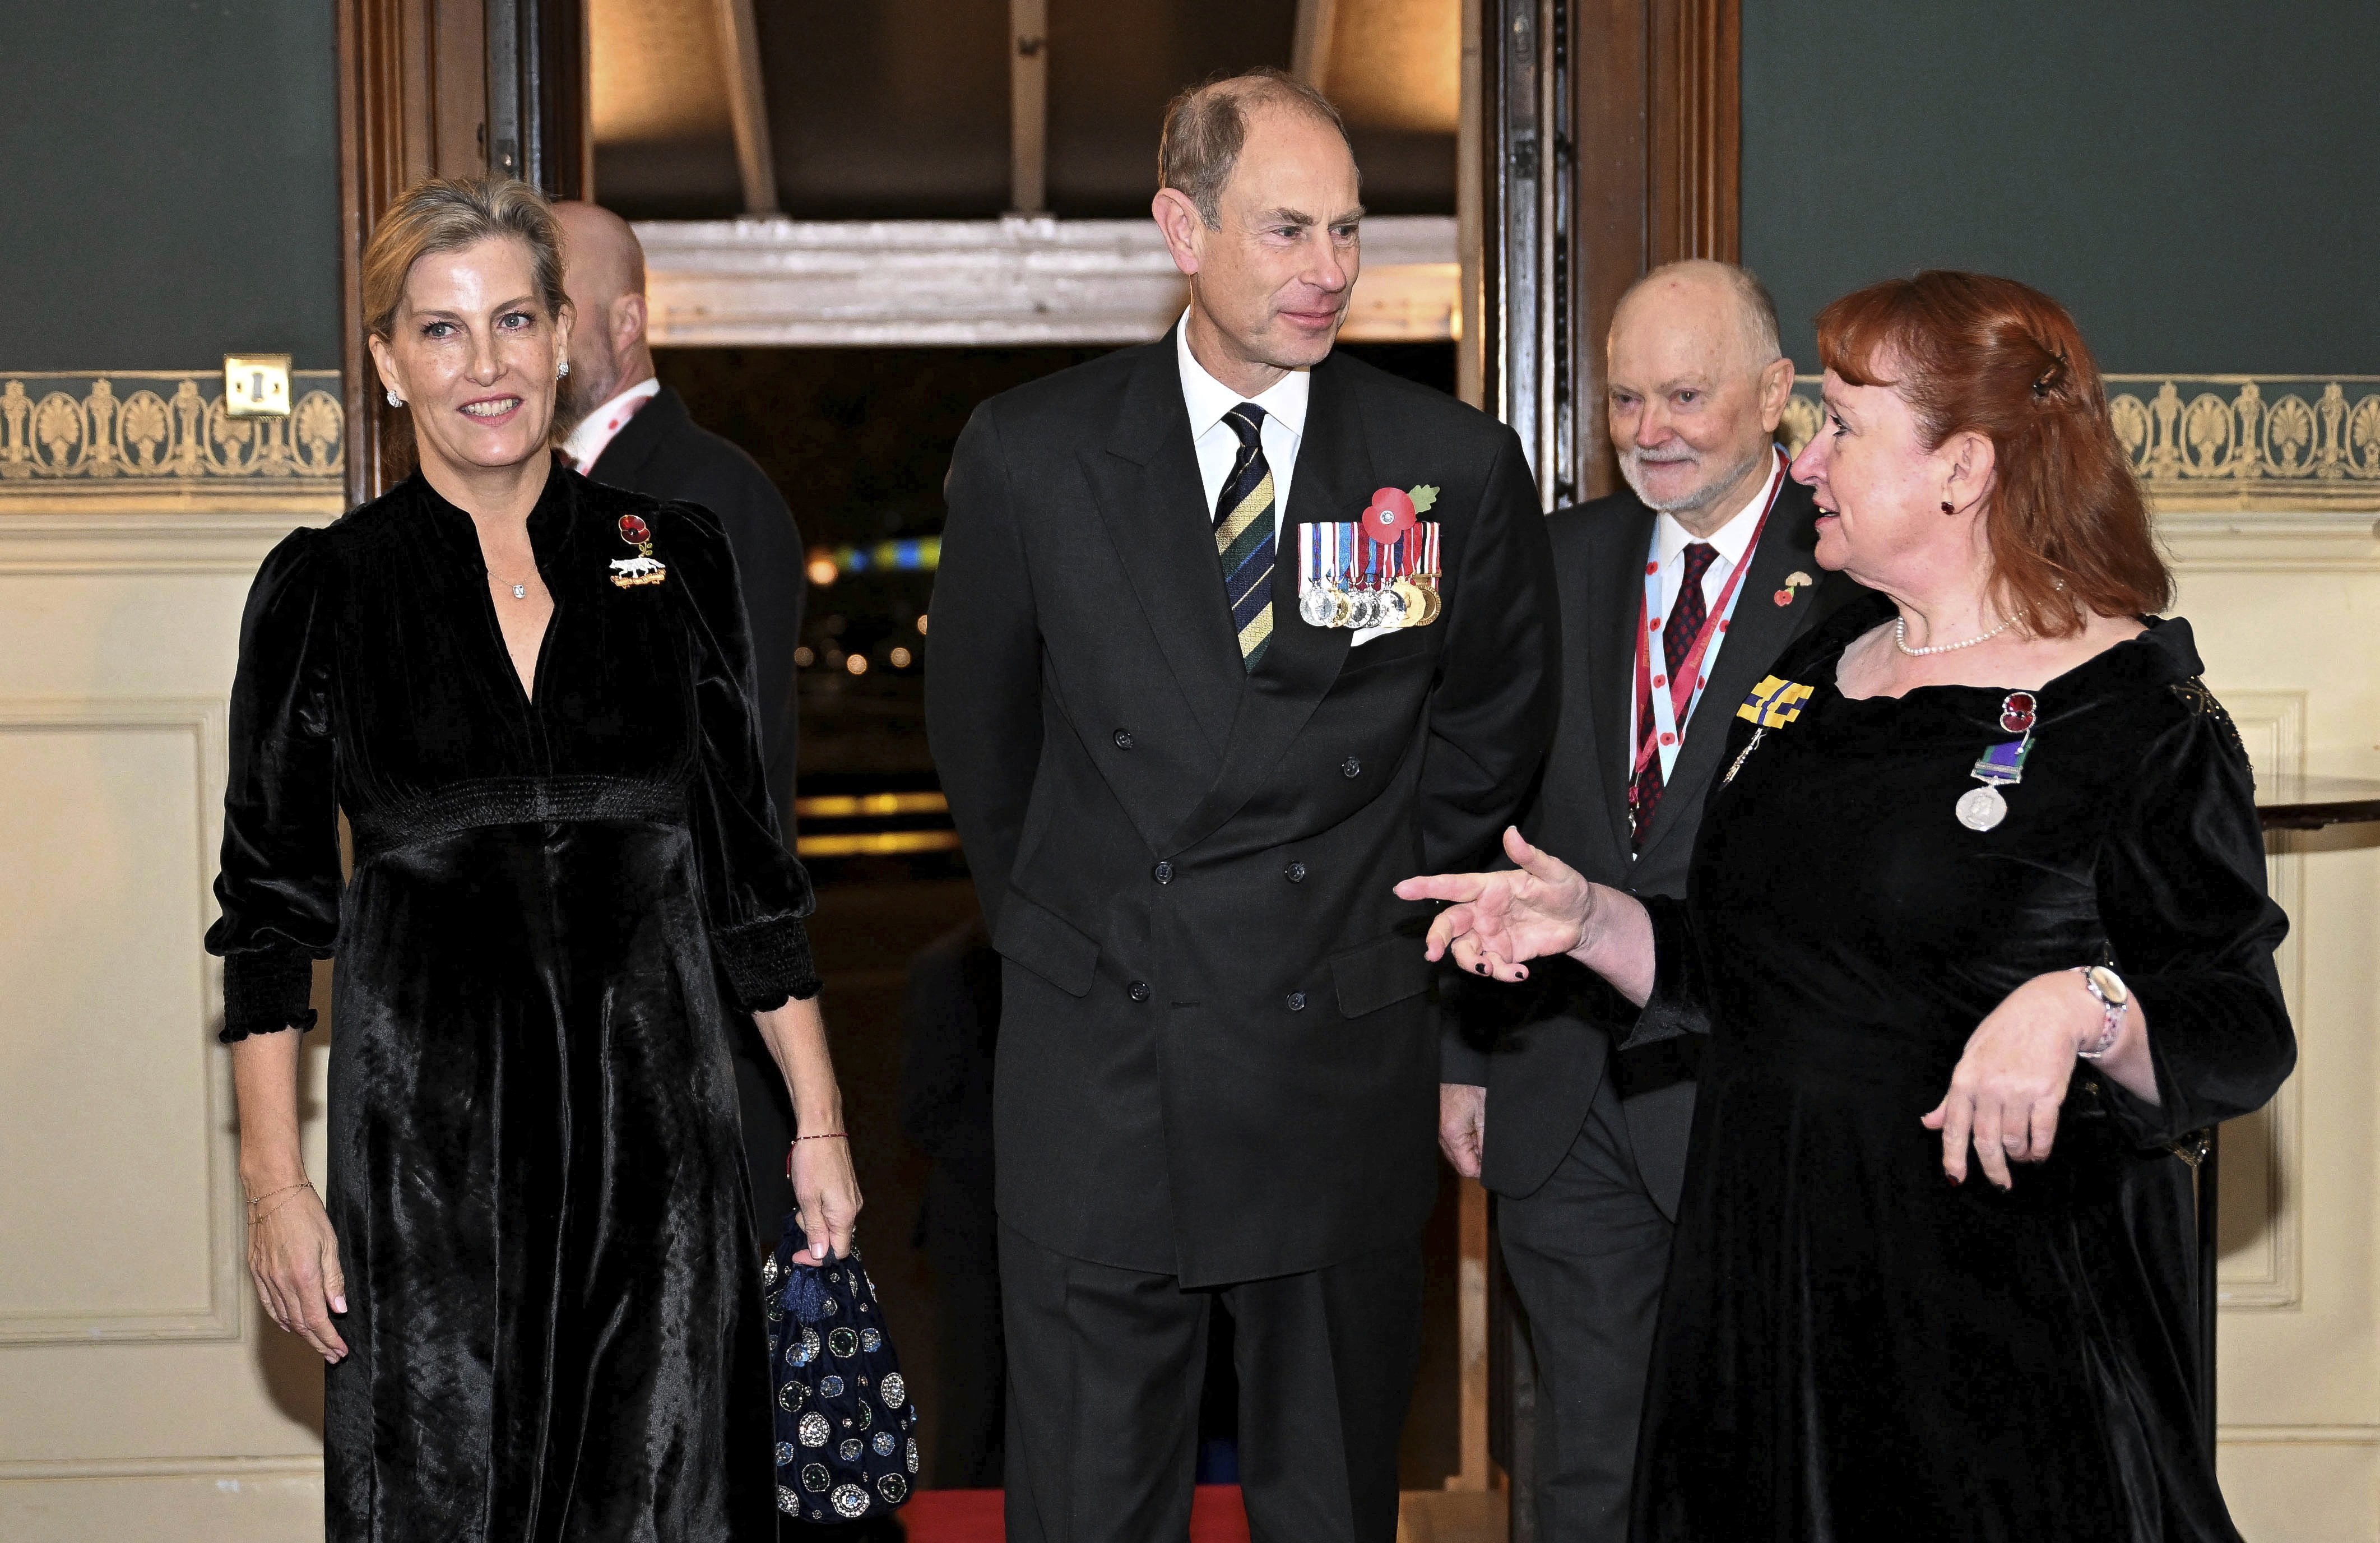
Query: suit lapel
xmin=584 ymin=383 xmax=682 ymax=487
xmin=1078 ymin=341 xmax=1245 ymax=756
xmin=1162 ymin=355 xmax=1363 ymax=854
xmin=1636 ymin=474 xmax=1827 ymax=861
xmin=1588 ymin=499 xmax=1657 ymax=860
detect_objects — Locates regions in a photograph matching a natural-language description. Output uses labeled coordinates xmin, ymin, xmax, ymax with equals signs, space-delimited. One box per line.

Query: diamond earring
xmin=557 ymin=359 xmax=571 ymax=378
xmin=386 ymin=388 xmax=404 ymax=407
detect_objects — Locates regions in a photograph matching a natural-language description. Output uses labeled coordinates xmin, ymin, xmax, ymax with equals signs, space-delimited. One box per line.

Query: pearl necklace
xmin=1894 ymin=610 xmax=2024 ymax=656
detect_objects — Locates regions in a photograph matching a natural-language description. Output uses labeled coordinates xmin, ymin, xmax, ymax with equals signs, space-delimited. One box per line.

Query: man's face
xmin=1177 ymin=108 xmax=1364 ymax=376
xmin=1606 ymin=280 xmax=1783 ymax=518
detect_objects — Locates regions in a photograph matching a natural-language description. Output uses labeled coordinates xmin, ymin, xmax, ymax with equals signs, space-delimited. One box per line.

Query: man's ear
xmin=1755 ymin=356 xmax=1796 ymax=434
xmin=614 ymin=291 xmax=647 ymax=354
xmin=1151 ymin=187 xmax=1207 ymax=277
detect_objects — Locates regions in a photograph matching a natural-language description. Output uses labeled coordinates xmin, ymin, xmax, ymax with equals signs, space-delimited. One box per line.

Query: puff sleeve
xmin=668 ymin=504 xmax=821 ymax=1008
xmin=206 ymin=527 xmax=342 ymax=1041
xmin=2093 ymin=701 xmax=2295 ymax=1147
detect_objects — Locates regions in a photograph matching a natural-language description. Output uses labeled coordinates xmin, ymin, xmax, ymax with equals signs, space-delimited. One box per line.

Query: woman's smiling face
xmin=370 ymin=235 xmax=571 ymax=479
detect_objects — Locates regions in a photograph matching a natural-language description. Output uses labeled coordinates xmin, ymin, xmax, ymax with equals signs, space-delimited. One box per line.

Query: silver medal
xmin=1299 ymin=584 xmax=1338 ymax=627
xmin=1955 ymin=785 xmax=2007 ymax=831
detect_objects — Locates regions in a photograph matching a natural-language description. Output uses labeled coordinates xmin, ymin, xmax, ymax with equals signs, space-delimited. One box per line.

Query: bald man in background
xmin=1439 ymin=261 xmax=1857 ymax=1541
xmin=555 ymin=201 xmax=811 ymax=1241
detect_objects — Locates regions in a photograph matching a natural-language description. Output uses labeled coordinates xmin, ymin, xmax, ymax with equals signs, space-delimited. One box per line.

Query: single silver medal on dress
xmin=1958 ymin=693 xmax=2038 ymax=831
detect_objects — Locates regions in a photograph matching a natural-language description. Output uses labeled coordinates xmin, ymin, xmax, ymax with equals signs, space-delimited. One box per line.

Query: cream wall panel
xmin=0 ymin=509 xmax=331 ymax=1541
xmin=2174 ymin=537 xmax=2380 ymax=1541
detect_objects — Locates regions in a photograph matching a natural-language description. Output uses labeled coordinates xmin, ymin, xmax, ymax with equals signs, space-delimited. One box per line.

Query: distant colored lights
xmin=805 ymin=538 xmax=942 ymax=587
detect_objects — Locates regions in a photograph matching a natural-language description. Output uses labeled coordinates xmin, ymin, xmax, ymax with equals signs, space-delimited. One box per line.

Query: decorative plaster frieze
xmin=1787 ymin=376 xmax=2380 ymax=512
xmin=0 ymin=371 xmax=344 ymax=507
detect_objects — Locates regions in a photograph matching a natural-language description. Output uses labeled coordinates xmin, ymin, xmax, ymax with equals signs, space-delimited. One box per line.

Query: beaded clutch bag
xmin=765 ymin=1215 xmax=919 ymax=1526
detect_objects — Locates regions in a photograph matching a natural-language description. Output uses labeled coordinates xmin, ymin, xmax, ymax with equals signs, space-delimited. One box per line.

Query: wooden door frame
xmin=1481 ymin=0 xmax=1739 ymax=511
xmin=337 ymin=0 xmax=589 ymax=507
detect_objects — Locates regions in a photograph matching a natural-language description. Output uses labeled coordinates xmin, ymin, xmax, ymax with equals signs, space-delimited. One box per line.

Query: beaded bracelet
xmin=792 ymin=1132 xmax=848 ymax=1142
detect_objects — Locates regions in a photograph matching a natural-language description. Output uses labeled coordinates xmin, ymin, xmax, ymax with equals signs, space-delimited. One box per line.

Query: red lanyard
xmin=1630 ymin=460 xmax=1784 ymax=779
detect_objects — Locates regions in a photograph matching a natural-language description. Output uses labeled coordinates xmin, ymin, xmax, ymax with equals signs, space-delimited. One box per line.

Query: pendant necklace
xmin=1956 ymin=691 xmax=2038 ymax=831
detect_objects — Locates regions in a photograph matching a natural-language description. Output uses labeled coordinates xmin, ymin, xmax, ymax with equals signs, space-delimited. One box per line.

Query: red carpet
xmin=902 ymin=1486 xmax=1252 ymax=1541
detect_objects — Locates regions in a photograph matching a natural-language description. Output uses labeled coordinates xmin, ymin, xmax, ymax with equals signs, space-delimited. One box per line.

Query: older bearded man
xmin=1439 ymin=260 xmax=1858 ymax=1542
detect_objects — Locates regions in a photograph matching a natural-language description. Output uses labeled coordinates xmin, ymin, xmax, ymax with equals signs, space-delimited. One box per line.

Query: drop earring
xmin=386 ymin=388 xmax=404 ymax=407
xmin=557 ymin=359 xmax=570 ymax=378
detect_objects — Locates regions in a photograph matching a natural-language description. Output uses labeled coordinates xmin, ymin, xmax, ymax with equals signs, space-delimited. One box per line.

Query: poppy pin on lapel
xmin=611 ymin=513 xmax=667 ymax=588
xmin=1774 ymin=571 xmax=1812 ymax=607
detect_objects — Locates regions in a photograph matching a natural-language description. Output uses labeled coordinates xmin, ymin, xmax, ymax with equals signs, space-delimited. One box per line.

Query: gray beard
xmin=1620 ymin=442 xmax=1770 ymax=521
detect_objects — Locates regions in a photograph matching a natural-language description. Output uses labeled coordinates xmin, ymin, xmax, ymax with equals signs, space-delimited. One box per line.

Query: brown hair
xmin=361 ymin=176 xmax=568 ymax=343
xmin=1815 ymin=271 xmax=2170 ymax=635
xmin=1159 ymin=68 xmax=1353 ymax=228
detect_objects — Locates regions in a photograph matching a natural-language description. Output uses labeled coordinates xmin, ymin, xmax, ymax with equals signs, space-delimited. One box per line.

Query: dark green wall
xmin=1742 ymin=1 xmax=2380 ymax=375
xmin=0 ymin=1 xmax=343 ymax=370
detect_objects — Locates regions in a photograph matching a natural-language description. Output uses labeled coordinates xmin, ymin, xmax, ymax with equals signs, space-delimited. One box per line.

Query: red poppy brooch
xmin=611 ymin=513 xmax=667 ymax=588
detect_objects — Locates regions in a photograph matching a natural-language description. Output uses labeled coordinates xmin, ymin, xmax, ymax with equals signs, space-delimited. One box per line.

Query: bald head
xmin=552 ymin=200 xmax=652 ymax=425
xmin=1605 ymin=260 xmax=1794 ymax=534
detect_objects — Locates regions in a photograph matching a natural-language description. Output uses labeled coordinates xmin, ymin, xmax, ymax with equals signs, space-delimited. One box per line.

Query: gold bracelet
xmin=245 ymin=1180 xmax=313 ymax=1215
xmin=792 ymin=1132 xmax=848 ymax=1142
xmin=249 ymin=1187 xmax=317 ymax=1227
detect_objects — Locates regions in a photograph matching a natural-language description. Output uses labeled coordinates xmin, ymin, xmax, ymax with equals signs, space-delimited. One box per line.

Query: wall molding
xmin=0 ymin=1456 xmax=322 ymax=1482
xmin=0 ymin=698 xmax=242 ymax=1345
xmin=0 ymin=373 xmax=345 ymax=508
xmin=637 ymin=215 xmax=1460 ymax=347
xmin=0 ymin=512 xmax=337 ymax=575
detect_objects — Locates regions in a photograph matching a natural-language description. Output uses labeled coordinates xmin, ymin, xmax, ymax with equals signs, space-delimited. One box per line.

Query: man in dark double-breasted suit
xmin=1440 ymin=262 xmax=1859 ymax=1542
xmin=927 ymin=70 xmax=1557 ymax=1543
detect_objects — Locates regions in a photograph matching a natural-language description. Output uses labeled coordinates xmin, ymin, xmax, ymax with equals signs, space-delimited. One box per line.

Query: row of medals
xmin=1297 ymin=523 xmax=1442 ymax=630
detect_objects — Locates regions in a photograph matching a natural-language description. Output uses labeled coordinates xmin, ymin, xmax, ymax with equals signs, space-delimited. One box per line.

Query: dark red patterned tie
xmin=1631 ymin=541 xmax=1720 ymax=849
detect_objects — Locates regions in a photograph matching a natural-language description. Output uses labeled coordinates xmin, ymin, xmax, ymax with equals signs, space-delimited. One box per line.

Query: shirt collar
xmin=1653 ymin=446 xmax=1785 ymax=569
xmin=1175 ymin=312 xmax=1310 ymax=440
xmin=560 ymin=375 xmax=662 ymax=471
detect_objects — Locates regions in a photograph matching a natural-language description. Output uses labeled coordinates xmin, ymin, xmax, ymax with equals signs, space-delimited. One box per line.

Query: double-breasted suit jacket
xmin=1445 ymin=474 xmax=1861 ymax=1213
xmin=927 ymin=333 xmax=1558 ymax=1288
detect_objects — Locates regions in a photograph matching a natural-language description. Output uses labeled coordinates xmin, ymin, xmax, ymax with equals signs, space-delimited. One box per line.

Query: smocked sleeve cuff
xmin=714 ymin=914 xmax=822 ymax=1011
xmin=219 ymin=946 xmax=322 ymax=1044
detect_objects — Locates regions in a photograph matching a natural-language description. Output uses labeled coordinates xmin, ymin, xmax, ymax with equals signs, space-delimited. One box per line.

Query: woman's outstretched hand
xmin=1396 ymin=827 xmax=1596 ymax=984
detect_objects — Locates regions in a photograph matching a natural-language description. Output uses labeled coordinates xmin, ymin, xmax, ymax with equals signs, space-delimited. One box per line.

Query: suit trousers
xmin=1498 ymin=1066 xmax=1674 ymax=1543
xmin=999 ymin=1225 xmax=1421 ymax=1543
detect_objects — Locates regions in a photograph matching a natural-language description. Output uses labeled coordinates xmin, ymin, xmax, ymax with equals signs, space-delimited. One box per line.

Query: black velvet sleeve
xmin=666 ymin=503 xmax=822 ymax=1009
xmin=1614 ymin=892 xmax=1712 ymax=1053
xmin=2093 ymin=702 xmax=2295 ymax=1147
xmin=206 ymin=527 xmax=341 ymax=1042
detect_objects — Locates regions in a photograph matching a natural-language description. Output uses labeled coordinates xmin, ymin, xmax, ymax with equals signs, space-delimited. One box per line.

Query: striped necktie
xmin=1214 ymin=403 xmax=1275 ymax=670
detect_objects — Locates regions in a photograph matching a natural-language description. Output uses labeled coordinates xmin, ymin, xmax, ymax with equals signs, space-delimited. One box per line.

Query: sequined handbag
xmin=764 ymin=1213 xmax=919 ymax=1525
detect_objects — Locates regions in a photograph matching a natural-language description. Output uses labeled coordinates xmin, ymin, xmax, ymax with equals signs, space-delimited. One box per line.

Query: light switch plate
xmin=222 ymin=354 xmax=293 ymax=418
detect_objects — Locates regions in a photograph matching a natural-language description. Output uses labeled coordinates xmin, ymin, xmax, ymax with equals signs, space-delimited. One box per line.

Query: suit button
xmin=1286 ymin=991 xmax=1307 ymax=1011
xmin=1114 ymin=729 xmax=1135 ymax=749
xmin=1284 ymin=861 xmax=1307 ymax=882
xmin=1153 ymin=861 xmax=1173 ymax=884
xmin=1128 ymin=981 xmax=1151 ymax=1002
xmin=1341 ymin=756 xmax=1362 ymax=778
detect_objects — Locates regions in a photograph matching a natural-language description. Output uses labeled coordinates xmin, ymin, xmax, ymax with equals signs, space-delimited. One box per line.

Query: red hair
xmin=1814 ymin=271 xmax=2170 ymax=636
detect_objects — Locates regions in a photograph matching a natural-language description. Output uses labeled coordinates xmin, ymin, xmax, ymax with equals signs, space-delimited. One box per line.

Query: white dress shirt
xmin=1633 ymin=447 xmax=1787 ymax=753
xmin=561 ymin=376 xmax=662 ymax=474
xmin=1176 ymin=314 xmax=1308 ymax=530
xmin=1175 ymin=315 xmax=1397 ymax=646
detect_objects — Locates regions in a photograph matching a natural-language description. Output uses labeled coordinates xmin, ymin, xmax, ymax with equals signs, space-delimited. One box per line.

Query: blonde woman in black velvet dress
xmin=207 ymin=177 xmax=860 ymax=1541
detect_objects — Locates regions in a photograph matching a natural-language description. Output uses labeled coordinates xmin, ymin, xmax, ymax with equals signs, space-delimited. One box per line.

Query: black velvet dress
xmin=206 ymin=465 xmax=820 ymax=1542
xmin=1628 ymin=594 xmax=2294 ymax=1542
